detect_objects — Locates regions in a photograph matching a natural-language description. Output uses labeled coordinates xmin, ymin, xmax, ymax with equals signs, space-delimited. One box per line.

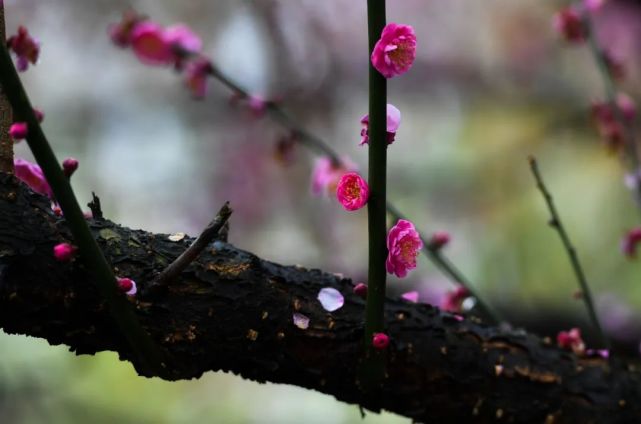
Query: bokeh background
xmin=2 ymin=0 xmax=641 ymax=422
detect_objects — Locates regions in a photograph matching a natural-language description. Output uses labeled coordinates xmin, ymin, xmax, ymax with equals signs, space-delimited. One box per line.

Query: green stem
xmin=0 ymin=43 xmax=167 ymax=376
xmin=360 ymin=0 xmax=387 ymax=393
xmin=529 ymin=156 xmax=609 ymax=349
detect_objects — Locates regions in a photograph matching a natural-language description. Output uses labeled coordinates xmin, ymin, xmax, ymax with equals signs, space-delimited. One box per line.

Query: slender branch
xmin=528 ymin=156 xmax=609 ymax=349
xmin=361 ymin=0 xmax=387 ymax=392
xmin=154 ymin=201 xmax=232 ymax=286
xmin=0 ymin=42 xmax=167 ymax=376
xmin=0 ymin=2 xmax=13 ymax=173
xmin=582 ymin=11 xmax=641 ymax=210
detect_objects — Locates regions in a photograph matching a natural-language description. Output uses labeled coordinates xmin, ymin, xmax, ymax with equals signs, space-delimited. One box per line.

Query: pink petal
xmin=386 ymin=104 xmax=401 ymax=132
xmin=317 ymin=287 xmax=344 ymax=312
xmin=401 ymin=290 xmax=419 ymax=303
xmin=293 ymin=313 xmax=310 ymax=330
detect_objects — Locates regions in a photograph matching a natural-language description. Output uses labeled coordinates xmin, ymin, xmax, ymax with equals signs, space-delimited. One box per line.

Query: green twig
xmin=528 ymin=156 xmax=609 ymax=349
xmin=0 ymin=42 xmax=168 ymax=376
xmin=360 ymin=0 xmax=387 ymax=394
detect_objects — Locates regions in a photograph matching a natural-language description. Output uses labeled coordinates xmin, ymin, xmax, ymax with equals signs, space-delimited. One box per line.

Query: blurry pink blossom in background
xmin=553 ymin=7 xmax=586 ymax=43
xmin=440 ymin=286 xmax=470 ymax=313
xmin=371 ymin=23 xmax=417 ymax=78
xmin=8 ymin=26 xmax=40 ymax=71
xmin=428 ymin=231 xmax=451 ymax=250
xmin=621 ymin=228 xmax=641 ymax=257
xmin=130 ymin=22 xmax=174 ymax=65
xmin=386 ymin=219 xmax=423 ymax=278
xmin=311 ymin=156 xmax=356 ymax=197
xmin=360 ymin=103 xmax=401 ymax=145
xmin=401 ymin=291 xmax=419 ymax=303
xmin=53 ymin=243 xmax=77 ymax=262
xmin=336 ymin=172 xmax=369 ymax=211
xmin=557 ymin=328 xmax=585 ymax=355
xmin=14 ymin=158 xmax=52 ymax=198
xmin=184 ymin=58 xmax=212 ymax=98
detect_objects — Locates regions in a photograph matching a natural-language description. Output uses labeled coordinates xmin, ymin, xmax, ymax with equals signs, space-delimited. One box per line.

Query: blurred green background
xmin=2 ymin=0 xmax=641 ymax=422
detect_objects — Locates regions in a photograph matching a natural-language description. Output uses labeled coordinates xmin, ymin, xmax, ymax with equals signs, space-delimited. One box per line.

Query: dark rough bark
xmin=1 ymin=173 xmax=641 ymax=423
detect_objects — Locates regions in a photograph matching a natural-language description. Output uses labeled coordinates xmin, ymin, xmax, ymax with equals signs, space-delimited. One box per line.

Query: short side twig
xmin=155 ymin=202 xmax=232 ymax=286
xmin=88 ymin=191 xmax=103 ymax=220
xmin=528 ymin=156 xmax=609 ymax=349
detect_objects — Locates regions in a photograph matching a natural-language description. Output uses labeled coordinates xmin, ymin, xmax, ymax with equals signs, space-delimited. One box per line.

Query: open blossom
xmin=372 ymin=332 xmax=390 ymax=350
xmin=621 ymin=228 xmax=641 ymax=258
xmin=386 ymin=219 xmax=423 ymax=278
xmin=553 ymin=7 xmax=586 ymax=43
xmin=53 ymin=243 xmax=77 ymax=262
xmin=14 ymin=158 xmax=53 ymax=198
xmin=9 ymin=122 xmax=28 ymax=142
xmin=557 ymin=328 xmax=585 ymax=355
xmin=311 ymin=156 xmax=356 ymax=196
xmin=117 ymin=277 xmax=137 ymax=296
xmin=8 ymin=26 xmax=40 ymax=72
xmin=371 ymin=23 xmax=416 ymax=78
xmin=440 ymin=286 xmax=470 ymax=313
xmin=129 ymin=21 xmax=202 ymax=67
xmin=336 ymin=172 xmax=369 ymax=211
xmin=184 ymin=57 xmax=212 ymax=98
xmin=360 ymin=104 xmax=401 ymax=146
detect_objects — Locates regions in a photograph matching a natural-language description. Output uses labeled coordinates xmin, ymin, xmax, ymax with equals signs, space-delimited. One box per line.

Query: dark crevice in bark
xmin=1 ymin=173 xmax=640 ymax=423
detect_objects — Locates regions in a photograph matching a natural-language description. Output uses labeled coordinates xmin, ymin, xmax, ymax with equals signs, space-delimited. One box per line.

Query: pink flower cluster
xmin=336 ymin=172 xmax=369 ymax=211
xmin=386 ymin=219 xmax=423 ymax=278
xmin=360 ymin=104 xmax=401 ymax=146
xmin=8 ymin=26 xmax=40 ymax=72
xmin=371 ymin=24 xmax=417 ymax=79
xmin=109 ymin=12 xmax=211 ymax=98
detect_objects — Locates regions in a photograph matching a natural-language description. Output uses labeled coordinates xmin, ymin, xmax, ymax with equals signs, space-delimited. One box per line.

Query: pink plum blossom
xmin=130 ymin=21 xmax=175 ymax=66
xmin=164 ymin=24 xmax=203 ymax=56
xmin=336 ymin=172 xmax=369 ymax=211
xmin=8 ymin=26 xmax=40 ymax=72
xmin=14 ymin=158 xmax=53 ymax=198
xmin=62 ymin=157 xmax=79 ymax=178
xmin=117 ymin=277 xmax=137 ymax=296
xmin=311 ymin=156 xmax=356 ymax=197
xmin=372 ymin=332 xmax=390 ymax=350
xmin=9 ymin=122 xmax=28 ymax=142
xmin=184 ymin=58 xmax=212 ymax=98
xmin=53 ymin=243 xmax=77 ymax=262
xmin=317 ymin=287 xmax=344 ymax=312
xmin=371 ymin=23 xmax=417 ymax=78
xmin=386 ymin=219 xmax=423 ymax=278
xmin=353 ymin=283 xmax=368 ymax=299
xmin=108 ymin=10 xmax=144 ymax=47
xmin=557 ymin=328 xmax=585 ymax=355
xmin=440 ymin=286 xmax=470 ymax=313
xmin=360 ymin=104 xmax=401 ymax=146
xmin=401 ymin=291 xmax=419 ymax=303
xmin=553 ymin=7 xmax=586 ymax=43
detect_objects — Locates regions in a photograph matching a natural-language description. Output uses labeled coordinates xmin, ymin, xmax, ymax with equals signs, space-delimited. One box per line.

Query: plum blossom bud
xmin=429 ymin=231 xmax=450 ymax=250
xmin=360 ymin=104 xmax=401 ymax=146
xmin=440 ymin=286 xmax=470 ymax=313
xmin=372 ymin=332 xmax=390 ymax=350
xmin=553 ymin=7 xmax=586 ymax=43
xmin=386 ymin=219 xmax=423 ymax=278
xmin=53 ymin=243 xmax=77 ymax=262
xmin=8 ymin=26 xmax=40 ymax=72
xmin=353 ymin=283 xmax=368 ymax=299
xmin=336 ymin=172 xmax=369 ymax=211
xmin=9 ymin=122 xmax=28 ymax=142
xmin=33 ymin=108 xmax=45 ymax=123
xmin=14 ymin=158 xmax=53 ymax=197
xmin=184 ymin=58 xmax=212 ymax=98
xmin=117 ymin=277 xmax=137 ymax=296
xmin=248 ymin=96 xmax=268 ymax=118
xmin=371 ymin=23 xmax=417 ymax=78
xmin=591 ymin=94 xmax=636 ymax=151
xmin=621 ymin=228 xmax=641 ymax=258
xmin=62 ymin=157 xmax=79 ymax=178
xmin=311 ymin=156 xmax=356 ymax=196
xmin=557 ymin=328 xmax=585 ymax=355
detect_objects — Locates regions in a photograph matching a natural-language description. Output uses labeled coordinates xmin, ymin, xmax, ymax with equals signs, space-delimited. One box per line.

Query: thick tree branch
xmin=1 ymin=175 xmax=640 ymax=423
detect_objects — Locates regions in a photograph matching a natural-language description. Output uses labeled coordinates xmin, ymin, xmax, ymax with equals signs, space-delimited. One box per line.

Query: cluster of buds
xmin=557 ymin=327 xmax=586 ymax=355
xmin=8 ymin=26 xmax=40 ymax=71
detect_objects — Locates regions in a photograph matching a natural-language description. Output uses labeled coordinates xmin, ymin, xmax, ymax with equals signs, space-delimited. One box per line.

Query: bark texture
xmin=1 ymin=173 xmax=640 ymax=423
